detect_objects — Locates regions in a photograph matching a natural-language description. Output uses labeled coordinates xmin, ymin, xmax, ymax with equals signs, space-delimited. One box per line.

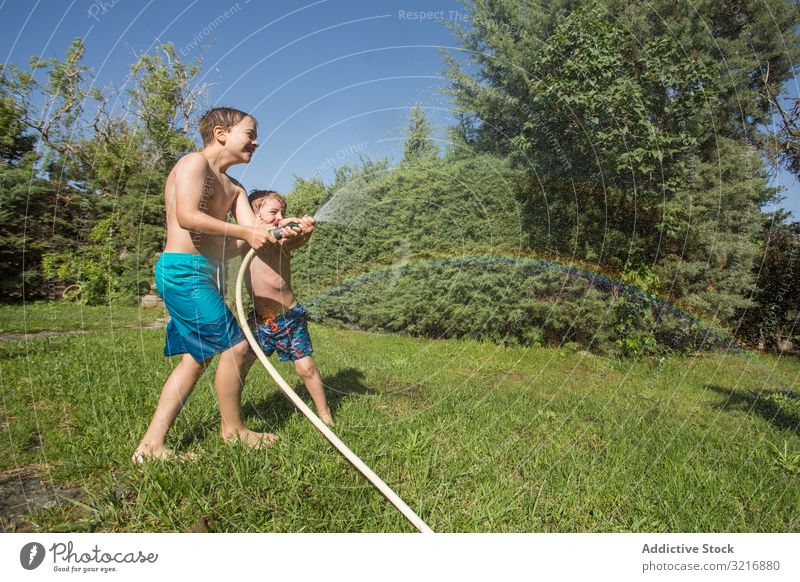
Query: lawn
xmin=1 ymin=312 xmax=799 ymax=532
xmin=0 ymin=302 xmax=165 ymax=334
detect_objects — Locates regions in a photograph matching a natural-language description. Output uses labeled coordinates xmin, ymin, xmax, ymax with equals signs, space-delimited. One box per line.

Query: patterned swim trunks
xmin=255 ymin=304 xmax=314 ymax=362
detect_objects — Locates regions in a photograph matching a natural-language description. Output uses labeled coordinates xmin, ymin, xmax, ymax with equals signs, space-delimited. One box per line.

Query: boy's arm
xmin=175 ymin=155 xmax=271 ymax=249
xmin=227 ymin=187 xmax=256 ymax=258
xmin=230 ymin=184 xmax=257 ymax=228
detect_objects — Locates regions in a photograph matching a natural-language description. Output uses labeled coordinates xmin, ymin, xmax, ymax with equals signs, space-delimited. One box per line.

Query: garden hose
xmin=235 ymin=247 xmax=433 ymax=533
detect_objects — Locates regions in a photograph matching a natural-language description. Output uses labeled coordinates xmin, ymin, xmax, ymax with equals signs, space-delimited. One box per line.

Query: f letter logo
xmin=20 ymin=542 xmax=46 ymax=570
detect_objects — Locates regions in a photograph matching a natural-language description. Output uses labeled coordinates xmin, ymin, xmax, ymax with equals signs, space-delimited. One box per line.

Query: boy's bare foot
xmin=222 ymin=429 xmax=278 ymax=448
xmin=131 ymin=446 xmax=197 ymax=464
xmin=319 ymin=410 xmax=335 ymax=427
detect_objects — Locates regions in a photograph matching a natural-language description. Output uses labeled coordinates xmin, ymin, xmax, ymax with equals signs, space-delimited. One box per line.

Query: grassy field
xmin=0 ymin=302 xmax=165 ymax=333
xmin=1 ymin=310 xmax=799 ymax=532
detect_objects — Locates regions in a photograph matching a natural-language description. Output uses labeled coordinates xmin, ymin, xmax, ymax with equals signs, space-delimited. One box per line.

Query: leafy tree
xmin=0 ymin=152 xmax=92 ymax=300
xmin=0 ymin=93 xmax=35 ymax=163
xmin=739 ymin=220 xmax=800 ymax=350
xmin=402 ymin=104 xmax=439 ymax=163
xmin=127 ymin=43 xmax=202 ymax=172
xmin=443 ymin=0 xmax=791 ymax=325
xmin=286 ymin=176 xmax=328 ymax=217
xmin=447 ymin=0 xmax=799 ymax=158
xmin=613 ymin=0 xmax=800 ymax=146
xmin=0 ymin=48 xmax=95 ymax=301
xmin=0 ymin=39 xmax=203 ymax=303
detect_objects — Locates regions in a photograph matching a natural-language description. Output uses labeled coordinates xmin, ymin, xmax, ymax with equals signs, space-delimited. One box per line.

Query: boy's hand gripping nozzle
xmin=270 ymin=222 xmax=301 ymax=240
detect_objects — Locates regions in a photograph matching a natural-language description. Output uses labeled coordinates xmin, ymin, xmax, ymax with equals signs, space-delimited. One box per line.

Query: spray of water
xmin=312 ymin=182 xmax=370 ymax=224
xmin=312 ymin=193 xmax=345 ymax=224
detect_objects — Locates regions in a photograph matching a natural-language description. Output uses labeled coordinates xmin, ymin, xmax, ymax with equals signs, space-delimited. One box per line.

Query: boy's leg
xmin=293 ymin=356 xmax=333 ymax=426
xmin=133 ymin=353 xmax=210 ymax=461
xmin=216 ymin=339 xmax=277 ymax=446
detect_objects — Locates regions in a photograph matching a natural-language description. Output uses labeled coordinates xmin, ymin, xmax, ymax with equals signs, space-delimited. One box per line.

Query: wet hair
xmin=249 ymin=189 xmax=286 ymax=214
xmin=198 ymin=107 xmax=256 ymax=146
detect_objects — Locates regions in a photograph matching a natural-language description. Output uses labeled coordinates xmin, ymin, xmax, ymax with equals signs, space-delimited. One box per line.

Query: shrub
xmin=306 ymin=256 xmax=737 ymax=356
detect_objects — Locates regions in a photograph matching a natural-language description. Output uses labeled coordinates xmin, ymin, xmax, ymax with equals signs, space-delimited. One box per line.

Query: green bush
xmin=306 ymin=256 xmax=737 ymax=356
xmin=290 ymin=154 xmax=528 ymax=295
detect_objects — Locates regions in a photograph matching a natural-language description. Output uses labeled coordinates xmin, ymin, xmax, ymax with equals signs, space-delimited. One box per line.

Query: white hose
xmin=235 ymin=248 xmax=433 ymax=533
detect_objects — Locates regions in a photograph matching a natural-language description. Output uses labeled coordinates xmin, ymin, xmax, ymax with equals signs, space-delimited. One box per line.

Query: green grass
xmin=1 ymin=318 xmax=799 ymax=532
xmin=0 ymin=302 xmax=165 ymax=333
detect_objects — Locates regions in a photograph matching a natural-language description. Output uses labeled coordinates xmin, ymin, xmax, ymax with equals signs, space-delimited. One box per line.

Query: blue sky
xmin=1 ymin=0 xmax=798 ymax=217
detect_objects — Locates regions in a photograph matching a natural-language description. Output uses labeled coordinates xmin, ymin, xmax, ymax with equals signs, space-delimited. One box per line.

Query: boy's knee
xmin=294 ymin=358 xmax=316 ymax=379
xmin=229 ymin=340 xmax=251 ymax=360
xmin=183 ymin=354 xmax=211 ymax=374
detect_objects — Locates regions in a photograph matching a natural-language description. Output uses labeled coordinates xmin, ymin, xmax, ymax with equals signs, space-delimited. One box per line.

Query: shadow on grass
xmin=179 ymin=367 xmax=374 ymax=447
xmin=706 ymin=384 xmax=800 ymax=435
xmin=243 ymin=367 xmax=374 ymax=430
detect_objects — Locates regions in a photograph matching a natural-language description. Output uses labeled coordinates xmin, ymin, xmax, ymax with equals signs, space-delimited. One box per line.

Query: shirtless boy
xmin=132 ymin=108 xmax=300 ymax=462
xmin=246 ymin=190 xmax=334 ymax=426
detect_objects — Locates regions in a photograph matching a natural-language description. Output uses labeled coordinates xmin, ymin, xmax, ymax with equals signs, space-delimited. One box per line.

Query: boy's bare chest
xmin=199 ymin=174 xmax=237 ymax=217
xmin=252 ymin=248 xmax=291 ymax=279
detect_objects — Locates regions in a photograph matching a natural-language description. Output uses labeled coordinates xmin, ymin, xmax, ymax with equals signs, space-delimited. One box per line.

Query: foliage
xmin=306 ymin=257 xmax=735 ymax=356
xmin=0 ymin=152 xmax=94 ymax=300
xmin=402 ymin=104 xmax=439 ymax=164
xmin=285 ymin=176 xmax=327 ymax=217
xmin=738 ymin=220 xmax=800 ymax=350
xmin=2 ymin=39 xmax=90 ymax=161
xmin=447 ymin=0 xmax=800 ymax=164
xmin=290 ymin=154 xmax=527 ymax=294
xmin=448 ymin=4 xmax=714 ymax=191
xmin=0 ymin=90 xmax=35 ymax=163
xmin=42 ymin=217 xmax=126 ymax=304
xmin=444 ymin=1 xmax=780 ymax=327
xmin=1 ymin=14 xmax=796 ymax=355
xmin=126 ymin=43 xmax=201 ymax=171
xmin=0 ymin=39 xmax=203 ymax=303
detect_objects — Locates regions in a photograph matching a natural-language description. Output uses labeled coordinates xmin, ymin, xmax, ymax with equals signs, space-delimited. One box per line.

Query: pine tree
xmin=402 ymin=105 xmax=439 ymax=163
xmin=442 ymin=0 xmax=796 ymax=324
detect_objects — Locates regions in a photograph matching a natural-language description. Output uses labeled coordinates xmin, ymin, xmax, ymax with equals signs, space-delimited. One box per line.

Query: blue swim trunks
xmin=155 ymin=253 xmax=246 ymax=363
xmin=255 ymin=304 xmax=313 ymax=362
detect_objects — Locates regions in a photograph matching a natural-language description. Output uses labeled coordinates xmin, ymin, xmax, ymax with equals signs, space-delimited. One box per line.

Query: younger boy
xmin=132 ymin=108 xmax=300 ymax=463
xmin=246 ymin=190 xmax=334 ymax=426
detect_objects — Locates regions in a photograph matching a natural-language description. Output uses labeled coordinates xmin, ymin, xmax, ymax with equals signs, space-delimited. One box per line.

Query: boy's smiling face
xmin=255 ymin=198 xmax=285 ymax=226
xmin=223 ymin=116 xmax=258 ymax=163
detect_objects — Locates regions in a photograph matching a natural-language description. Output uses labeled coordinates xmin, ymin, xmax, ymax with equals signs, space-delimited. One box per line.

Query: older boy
xmin=246 ymin=190 xmax=333 ymax=426
xmin=132 ymin=108 xmax=300 ymax=462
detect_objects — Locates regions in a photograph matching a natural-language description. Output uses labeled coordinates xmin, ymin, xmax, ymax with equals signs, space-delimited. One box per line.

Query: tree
xmin=762 ymin=92 xmax=800 ymax=180
xmin=443 ymin=0 xmax=792 ymax=324
xmin=0 ymin=47 xmax=94 ymax=301
xmin=739 ymin=219 xmax=800 ymax=350
xmin=402 ymin=104 xmax=439 ymax=163
xmin=0 ymin=39 xmax=203 ymax=303
xmin=0 ymin=93 xmax=35 ymax=163
xmin=127 ymin=43 xmax=203 ymax=172
xmin=0 ymin=153 xmax=90 ymax=300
